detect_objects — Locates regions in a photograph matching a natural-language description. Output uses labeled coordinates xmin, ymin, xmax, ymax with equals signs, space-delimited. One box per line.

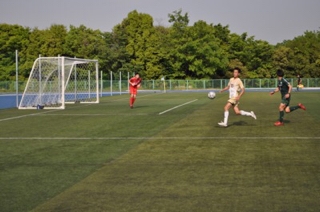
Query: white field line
xmin=0 ymin=110 xmax=58 ymax=122
xmin=39 ymin=113 xmax=150 ymax=116
xmin=1 ymin=137 xmax=320 ymax=140
xmin=0 ymin=103 xmax=95 ymax=122
xmin=0 ymin=93 xmax=163 ymax=122
xmin=159 ymin=99 xmax=198 ymax=115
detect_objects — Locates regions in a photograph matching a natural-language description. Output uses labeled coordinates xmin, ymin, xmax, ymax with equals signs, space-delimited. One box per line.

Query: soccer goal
xmin=19 ymin=56 xmax=99 ymax=109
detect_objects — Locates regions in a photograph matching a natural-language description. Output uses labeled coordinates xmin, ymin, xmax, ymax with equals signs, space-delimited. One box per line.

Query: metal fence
xmin=101 ymin=78 xmax=320 ymax=93
xmin=1 ymin=78 xmax=320 ymax=94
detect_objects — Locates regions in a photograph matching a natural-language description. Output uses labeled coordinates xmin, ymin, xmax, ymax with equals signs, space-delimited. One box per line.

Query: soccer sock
xmin=279 ymin=111 xmax=284 ymax=122
xmin=240 ymin=110 xmax=251 ymax=116
xmin=289 ymin=105 xmax=299 ymax=112
xmin=224 ymin=111 xmax=229 ymax=124
xmin=130 ymin=97 xmax=133 ymax=106
xmin=132 ymin=97 xmax=136 ymax=104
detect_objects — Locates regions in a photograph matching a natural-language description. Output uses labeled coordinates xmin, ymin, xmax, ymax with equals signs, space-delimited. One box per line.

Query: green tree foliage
xmin=226 ymin=33 xmax=274 ymax=78
xmin=120 ymin=10 xmax=164 ymax=79
xmin=278 ymin=30 xmax=320 ymax=78
xmin=272 ymin=45 xmax=293 ymax=77
xmin=0 ymin=24 xmax=30 ymax=80
xmin=166 ymin=10 xmax=229 ymax=79
xmin=103 ymin=24 xmax=131 ymax=79
xmin=64 ymin=25 xmax=104 ymax=59
xmin=181 ymin=20 xmax=228 ymax=79
xmin=0 ymin=11 xmax=319 ymax=81
xmin=153 ymin=25 xmax=172 ymax=78
xmin=166 ymin=9 xmax=190 ymax=78
xmin=23 ymin=25 xmax=68 ymax=78
xmin=41 ymin=25 xmax=67 ymax=56
xmin=244 ymin=38 xmax=274 ymax=78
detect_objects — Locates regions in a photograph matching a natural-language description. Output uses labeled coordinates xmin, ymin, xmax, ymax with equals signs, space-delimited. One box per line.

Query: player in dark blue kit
xmin=270 ymin=69 xmax=306 ymax=126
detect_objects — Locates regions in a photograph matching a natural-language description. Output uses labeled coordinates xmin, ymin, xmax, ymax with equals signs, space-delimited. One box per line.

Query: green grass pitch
xmin=0 ymin=91 xmax=320 ymax=212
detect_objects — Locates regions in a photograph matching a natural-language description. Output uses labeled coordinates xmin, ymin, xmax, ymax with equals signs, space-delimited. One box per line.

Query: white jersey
xmin=228 ymin=77 xmax=244 ymax=99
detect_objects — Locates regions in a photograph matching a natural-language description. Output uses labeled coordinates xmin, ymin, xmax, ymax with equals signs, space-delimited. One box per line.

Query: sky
xmin=1 ymin=0 xmax=320 ymax=44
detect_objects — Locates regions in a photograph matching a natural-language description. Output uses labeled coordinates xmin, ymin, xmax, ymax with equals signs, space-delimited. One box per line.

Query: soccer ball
xmin=208 ymin=91 xmax=216 ymax=99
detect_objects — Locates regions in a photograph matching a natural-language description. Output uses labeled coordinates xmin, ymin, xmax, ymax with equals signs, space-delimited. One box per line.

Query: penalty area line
xmin=159 ymin=99 xmax=198 ymax=115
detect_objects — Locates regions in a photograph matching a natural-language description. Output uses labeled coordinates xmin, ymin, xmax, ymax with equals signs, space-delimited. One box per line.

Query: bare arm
xmin=237 ymin=87 xmax=245 ymax=100
xmin=270 ymin=87 xmax=279 ymax=95
xmin=219 ymin=85 xmax=230 ymax=93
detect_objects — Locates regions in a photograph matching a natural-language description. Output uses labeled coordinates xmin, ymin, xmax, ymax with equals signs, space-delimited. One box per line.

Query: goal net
xmin=19 ymin=56 xmax=99 ymax=109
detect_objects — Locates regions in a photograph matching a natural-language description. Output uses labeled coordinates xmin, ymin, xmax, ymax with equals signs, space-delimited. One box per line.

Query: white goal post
xmin=19 ymin=56 xmax=99 ymax=109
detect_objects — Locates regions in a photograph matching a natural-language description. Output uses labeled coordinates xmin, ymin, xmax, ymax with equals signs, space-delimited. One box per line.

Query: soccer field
xmin=0 ymin=91 xmax=320 ymax=212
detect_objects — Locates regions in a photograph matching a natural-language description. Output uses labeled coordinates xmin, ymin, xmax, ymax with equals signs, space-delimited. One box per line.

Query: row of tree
xmin=1 ymin=9 xmax=320 ymax=81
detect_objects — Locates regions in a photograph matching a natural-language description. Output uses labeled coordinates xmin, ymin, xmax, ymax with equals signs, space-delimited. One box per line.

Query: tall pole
xmin=39 ymin=54 xmax=42 ymax=106
xmin=119 ymin=71 xmax=122 ymax=95
xmin=74 ymin=56 xmax=77 ymax=101
xmin=61 ymin=57 xmax=65 ymax=109
xmin=110 ymin=71 xmax=113 ymax=96
xmin=15 ymin=50 xmax=19 ymax=107
xmin=127 ymin=72 xmax=129 ymax=93
xmin=88 ymin=70 xmax=91 ymax=99
xmin=100 ymin=71 xmax=103 ymax=97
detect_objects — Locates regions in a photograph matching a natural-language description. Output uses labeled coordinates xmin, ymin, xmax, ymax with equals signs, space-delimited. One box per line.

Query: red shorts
xmin=130 ymin=86 xmax=138 ymax=95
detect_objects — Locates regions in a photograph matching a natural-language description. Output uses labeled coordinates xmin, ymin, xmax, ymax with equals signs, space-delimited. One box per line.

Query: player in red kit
xmin=129 ymin=73 xmax=142 ymax=108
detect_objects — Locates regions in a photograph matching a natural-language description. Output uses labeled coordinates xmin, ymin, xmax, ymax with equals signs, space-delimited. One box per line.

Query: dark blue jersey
xmin=277 ymin=78 xmax=290 ymax=97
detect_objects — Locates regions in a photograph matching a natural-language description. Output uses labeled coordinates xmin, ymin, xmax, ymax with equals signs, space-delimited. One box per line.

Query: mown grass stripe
xmin=1 ymin=136 xmax=320 ymax=140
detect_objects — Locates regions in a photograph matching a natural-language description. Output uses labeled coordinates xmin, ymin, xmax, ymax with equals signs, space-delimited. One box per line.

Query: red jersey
xmin=129 ymin=76 xmax=142 ymax=88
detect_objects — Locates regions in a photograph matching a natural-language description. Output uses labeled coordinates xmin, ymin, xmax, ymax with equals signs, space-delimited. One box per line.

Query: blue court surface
xmin=0 ymin=92 xmax=120 ymax=109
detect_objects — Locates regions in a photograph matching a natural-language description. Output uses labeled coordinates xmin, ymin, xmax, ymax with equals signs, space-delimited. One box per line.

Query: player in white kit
xmin=218 ymin=67 xmax=256 ymax=127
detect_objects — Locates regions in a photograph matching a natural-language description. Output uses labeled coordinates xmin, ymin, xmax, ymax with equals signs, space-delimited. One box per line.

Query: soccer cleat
xmin=298 ymin=103 xmax=306 ymax=110
xmin=274 ymin=121 xmax=284 ymax=126
xmin=251 ymin=111 xmax=257 ymax=120
xmin=130 ymin=105 xmax=133 ymax=109
xmin=218 ymin=121 xmax=227 ymax=127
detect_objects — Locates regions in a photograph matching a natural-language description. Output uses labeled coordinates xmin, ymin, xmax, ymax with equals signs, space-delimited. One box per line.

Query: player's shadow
xmin=231 ymin=121 xmax=249 ymax=126
xmin=215 ymin=120 xmax=258 ymax=128
xmin=131 ymin=105 xmax=148 ymax=109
